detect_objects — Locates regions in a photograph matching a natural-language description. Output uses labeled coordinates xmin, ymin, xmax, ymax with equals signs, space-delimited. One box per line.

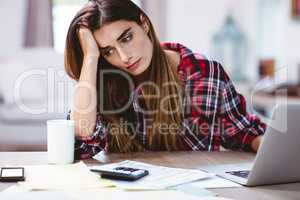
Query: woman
xmin=65 ymin=0 xmax=266 ymax=160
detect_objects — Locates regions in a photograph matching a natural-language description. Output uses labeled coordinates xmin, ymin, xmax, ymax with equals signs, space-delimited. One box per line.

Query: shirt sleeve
xmin=66 ymin=110 xmax=108 ymax=160
xmin=217 ymin=63 xmax=266 ymax=152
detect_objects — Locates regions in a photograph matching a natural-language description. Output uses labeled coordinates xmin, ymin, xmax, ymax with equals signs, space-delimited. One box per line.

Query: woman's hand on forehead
xmin=75 ymin=2 xmax=98 ymax=28
xmin=77 ymin=28 xmax=100 ymax=59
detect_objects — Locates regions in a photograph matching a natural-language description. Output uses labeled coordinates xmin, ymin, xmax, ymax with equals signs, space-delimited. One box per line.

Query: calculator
xmin=90 ymin=167 xmax=149 ymax=181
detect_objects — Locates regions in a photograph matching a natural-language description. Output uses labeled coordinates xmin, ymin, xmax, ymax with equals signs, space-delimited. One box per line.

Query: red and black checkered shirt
xmin=68 ymin=43 xmax=266 ymax=160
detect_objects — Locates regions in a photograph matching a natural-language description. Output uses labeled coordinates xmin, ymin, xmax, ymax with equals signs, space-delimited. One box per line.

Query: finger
xmin=73 ymin=17 xmax=90 ymax=30
xmin=78 ymin=20 xmax=89 ymax=25
xmin=77 ymin=12 xmax=94 ymax=26
xmin=77 ymin=22 xmax=89 ymax=29
xmin=78 ymin=18 xmax=90 ymax=26
xmin=76 ymin=27 xmax=89 ymax=41
xmin=72 ymin=3 xmax=97 ymax=30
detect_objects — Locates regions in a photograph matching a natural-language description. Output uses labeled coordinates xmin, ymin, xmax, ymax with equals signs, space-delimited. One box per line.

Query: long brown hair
xmin=65 ymin=0 xmax=184 ymax=152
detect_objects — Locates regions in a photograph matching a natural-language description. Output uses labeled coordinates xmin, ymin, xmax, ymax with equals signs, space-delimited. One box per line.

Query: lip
xmin=127 ymin=58 xmax=141 ymax=70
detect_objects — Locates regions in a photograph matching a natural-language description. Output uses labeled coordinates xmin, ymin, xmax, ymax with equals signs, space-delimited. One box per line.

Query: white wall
xmin=143 ymin=0 xmax=167 ymax=40
xmin=282 ymin=0 xmax=300 ymax=82
xmin=163 ymin=0 xmax=300 ymax=82
xmin=0 ymin=0 xmax=26 ymax=56
xmin=257 ymin=0 xmax=300 ymax=82
xmin=164 ymin=0 xmax=258 ymax=80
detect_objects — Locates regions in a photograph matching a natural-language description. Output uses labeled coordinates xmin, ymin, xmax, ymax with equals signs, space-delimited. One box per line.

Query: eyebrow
xmin=99 ymin=27 xmax=132 ymax=50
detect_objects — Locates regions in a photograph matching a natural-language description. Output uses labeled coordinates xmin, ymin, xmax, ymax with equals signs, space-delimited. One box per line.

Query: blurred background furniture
xmin=0 ymin=48 xmax=74 ymax=151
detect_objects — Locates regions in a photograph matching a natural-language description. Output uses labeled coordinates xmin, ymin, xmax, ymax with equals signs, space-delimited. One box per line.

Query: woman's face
xmin=93 ymin=19 xmax=153 ymax=76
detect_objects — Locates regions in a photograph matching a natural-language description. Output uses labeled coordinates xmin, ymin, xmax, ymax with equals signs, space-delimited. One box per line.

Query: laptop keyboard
xmin=226 ymin=170 xmax=250 ymax=178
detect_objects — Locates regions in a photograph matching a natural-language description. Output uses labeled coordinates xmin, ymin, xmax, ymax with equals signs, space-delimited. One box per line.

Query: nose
xmin=118 ymin=47 xmax=132 ymax=64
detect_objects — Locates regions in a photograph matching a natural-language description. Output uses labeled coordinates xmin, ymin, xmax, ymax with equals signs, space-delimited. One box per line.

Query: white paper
xmin=92 ymin=150 xmax=110 ymax=163
xmin=18 ymin=162 xmax=113 ymax=190
xmin=90 ymin=160 xmax=213 ymax=190
xmin=171 ymin=184 xmax=217 ymax=197
xmin=181 ymin=176 xmax=241 ymax=189
xmin=1 ymin=185 xmax=29 ymax=194
xmin=0 ymin=185 xmax=234 ymax=200
xmin=0 ymin=185 xmax=76 ymax=200
xmin=67 ymin=188 xmax=234 ymax=200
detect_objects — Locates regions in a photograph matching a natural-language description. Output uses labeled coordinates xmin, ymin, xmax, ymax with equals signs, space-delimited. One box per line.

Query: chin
xmin=135 ymin=67 xmax=148 ymax=75
xmin=131 ymin=63 xmax=149 ymax=76
xmin=130 ymin=70 xmax=143 ymax=76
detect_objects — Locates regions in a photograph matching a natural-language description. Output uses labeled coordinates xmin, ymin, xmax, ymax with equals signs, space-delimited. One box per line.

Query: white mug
xmin=47 ymin=119 xmax=75 ymax=164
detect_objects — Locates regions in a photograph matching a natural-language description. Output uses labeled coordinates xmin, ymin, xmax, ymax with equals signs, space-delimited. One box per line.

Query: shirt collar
xmin=161 ymin=42 xmax=196 ymax=60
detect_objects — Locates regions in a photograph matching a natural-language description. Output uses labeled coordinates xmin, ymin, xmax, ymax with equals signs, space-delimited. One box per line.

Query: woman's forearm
xmin=71 ymin=56 xmax=99 ymax=138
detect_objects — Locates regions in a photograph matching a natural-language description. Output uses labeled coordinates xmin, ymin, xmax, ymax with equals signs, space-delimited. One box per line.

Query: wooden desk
xmin=1 ymin=151 xmax=300 ymax=200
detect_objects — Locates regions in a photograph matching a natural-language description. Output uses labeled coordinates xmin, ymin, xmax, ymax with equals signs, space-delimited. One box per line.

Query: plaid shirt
xmin=68 ymin=43 xmax=266 ymax=160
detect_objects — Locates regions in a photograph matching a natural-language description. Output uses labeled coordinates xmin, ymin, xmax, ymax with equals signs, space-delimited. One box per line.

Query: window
xmin=52 ymin=0 xmax=142 ymax=53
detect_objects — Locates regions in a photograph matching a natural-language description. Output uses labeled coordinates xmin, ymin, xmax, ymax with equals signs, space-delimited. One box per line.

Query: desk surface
xmin=0 ymin=151 xmax=300 ymax=200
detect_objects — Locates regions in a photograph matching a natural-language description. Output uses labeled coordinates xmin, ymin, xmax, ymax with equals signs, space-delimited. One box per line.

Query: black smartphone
xmin=0 ymin=167 xmax=25 ymax=182
xmin=91 ymin=166 xmax=149 ymax=181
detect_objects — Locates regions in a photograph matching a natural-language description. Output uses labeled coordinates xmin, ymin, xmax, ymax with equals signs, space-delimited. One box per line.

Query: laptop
xmin=201 ymin=104 xmax=300 ymax=186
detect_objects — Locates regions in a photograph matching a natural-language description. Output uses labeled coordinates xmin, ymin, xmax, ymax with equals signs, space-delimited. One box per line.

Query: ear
xmin=140 ymin=14 xmax=150 ymax=33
